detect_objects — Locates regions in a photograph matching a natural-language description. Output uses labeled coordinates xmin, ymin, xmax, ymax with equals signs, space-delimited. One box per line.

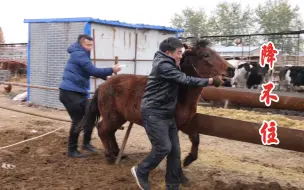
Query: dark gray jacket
xmin=140 ymin=50 xmax=210 ymax=116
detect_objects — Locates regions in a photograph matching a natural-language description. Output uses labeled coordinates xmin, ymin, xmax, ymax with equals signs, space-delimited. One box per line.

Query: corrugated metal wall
xmin=29 ymin=22 xmax=85 ymax=109
xmin=136 ymin=30 xmax=176 ymax=75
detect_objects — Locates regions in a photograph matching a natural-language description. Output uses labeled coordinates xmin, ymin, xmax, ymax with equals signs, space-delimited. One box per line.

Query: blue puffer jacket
xmin=59 ymin=42 xmax=113 ymax=94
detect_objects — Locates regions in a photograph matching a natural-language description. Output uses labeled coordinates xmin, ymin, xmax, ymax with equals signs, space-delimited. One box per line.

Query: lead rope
xmin=191 ymin=63 xmax=200 ymax=76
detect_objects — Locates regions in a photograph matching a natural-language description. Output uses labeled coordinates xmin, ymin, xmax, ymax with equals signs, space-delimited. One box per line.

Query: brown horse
xmin=78 ymin=39 xmax=235 ymax=167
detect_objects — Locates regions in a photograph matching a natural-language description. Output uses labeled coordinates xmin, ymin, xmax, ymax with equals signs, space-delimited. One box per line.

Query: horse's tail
xmin=76 ymin=87 xmax=101 ymax=133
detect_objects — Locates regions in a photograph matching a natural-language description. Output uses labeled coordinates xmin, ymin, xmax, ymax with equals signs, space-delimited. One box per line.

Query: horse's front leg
xmin=183 ymin=133 xmax=200 ymax=167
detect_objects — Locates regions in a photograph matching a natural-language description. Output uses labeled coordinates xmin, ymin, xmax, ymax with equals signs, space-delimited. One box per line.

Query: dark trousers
xmin=138 ymin=111 xmax=181 ymax=188
xmin=59 ymin=89 xmax=93 ymax=151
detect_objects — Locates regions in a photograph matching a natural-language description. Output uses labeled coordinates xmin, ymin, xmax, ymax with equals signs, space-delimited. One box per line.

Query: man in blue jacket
xmin=59 ymin=34 xmax=121 ymax=158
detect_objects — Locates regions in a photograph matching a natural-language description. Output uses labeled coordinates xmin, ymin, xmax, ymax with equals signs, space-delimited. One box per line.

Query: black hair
xmin=159 ymin=37 xmax=183 ymax=52
xmin=77 ymin=34 xmax=93 ymax=43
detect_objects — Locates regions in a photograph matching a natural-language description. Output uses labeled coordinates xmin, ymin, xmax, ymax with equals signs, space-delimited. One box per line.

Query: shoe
xmin=180 ymin=169 xmax=190 ymax=187
xmin=131 ymin=166 xmax=150 ymax=190
xmin=82 ymin=143 xmax=97 ymax=153
xmin=68 ymin=140 xmax=88 ymax=158
xmin=68 ymin=149 xmax=88 ymax=158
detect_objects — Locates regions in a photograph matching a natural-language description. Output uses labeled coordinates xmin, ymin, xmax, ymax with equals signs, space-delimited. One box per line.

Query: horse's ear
xmin=183 ymin=43 xmax=189 ymax=49
xmin=182 ymin=47 xmax=195 ymax=57
xmin=182 ymin=43 xmax=192 ymax=55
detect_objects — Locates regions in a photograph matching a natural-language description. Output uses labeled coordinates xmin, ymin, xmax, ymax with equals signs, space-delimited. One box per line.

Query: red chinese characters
xmin=259 ymin=41 xmax=279 ymax=70
xmin=259 ymin=82 xmax=279 ymax=107
xmin=259 ymin=120 xmax=280 ymax=145
xmin=259 ymin=42 xmax=280 ymax=145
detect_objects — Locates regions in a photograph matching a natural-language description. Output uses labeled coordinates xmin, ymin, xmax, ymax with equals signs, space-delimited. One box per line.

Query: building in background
xmin=0 ymin=43 xmax=28 ymax=63
xmin=212 ymin=44 xmax=260 ymax=58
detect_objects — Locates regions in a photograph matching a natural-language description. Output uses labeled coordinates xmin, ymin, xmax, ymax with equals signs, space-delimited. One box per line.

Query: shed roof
xmin=23 ymin=17 xmax=184 ymax=33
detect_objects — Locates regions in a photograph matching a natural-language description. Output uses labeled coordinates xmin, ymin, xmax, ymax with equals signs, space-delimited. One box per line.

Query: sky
xmin=1 ymin=0 xmax=304 ymax=43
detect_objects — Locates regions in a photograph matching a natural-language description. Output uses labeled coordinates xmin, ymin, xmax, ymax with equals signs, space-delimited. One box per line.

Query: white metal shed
xmin=23 ymin=17 xmax=183 ymax=109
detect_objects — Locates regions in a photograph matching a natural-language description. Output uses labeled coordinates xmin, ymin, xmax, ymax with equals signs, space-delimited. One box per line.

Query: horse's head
xmin=180 ymin=38 xmax=235 ymax=79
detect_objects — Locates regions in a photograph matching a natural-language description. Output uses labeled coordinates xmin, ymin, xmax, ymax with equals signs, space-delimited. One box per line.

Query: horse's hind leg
xmin=183 ymin=132 xmax=200 ymax=167
xmin=97 ymin=120 xmax=117 ymax=164
xmin=109 ymin=129 xmax=119 ymax=155
xmin=108 ymin=123 xmax=129 ymax=160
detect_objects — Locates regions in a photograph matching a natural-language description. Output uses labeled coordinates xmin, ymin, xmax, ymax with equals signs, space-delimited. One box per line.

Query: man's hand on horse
xmin=208 ymin=76 xmax=223 ymax=87
xmin=113 ymin=64 xmax=122 ymax=74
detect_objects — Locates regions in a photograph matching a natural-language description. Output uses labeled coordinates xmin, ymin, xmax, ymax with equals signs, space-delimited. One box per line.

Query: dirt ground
xmin=0 ymin=83 xmax=304 ymax=190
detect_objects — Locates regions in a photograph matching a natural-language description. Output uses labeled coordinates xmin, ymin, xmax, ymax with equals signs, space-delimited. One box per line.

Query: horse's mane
xmin=180 ymin=38 xmax=210 ymax=50
xmin=178 ymin=39 xmax=211 ymax=104
xmin=180 ymin=38 xmax=211 ymax=70
xmin=196 ymin=38 xmax=210 ymax=48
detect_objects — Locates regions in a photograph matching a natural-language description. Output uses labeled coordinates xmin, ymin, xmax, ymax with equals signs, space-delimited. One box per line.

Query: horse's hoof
xmin=114 ymin=155 xmax=128 ymax=161
xmin=106 ymin=159 xmax=115 ymax=165
xmin=183 ymin=154 xmax=196 ymax=167
xmin=113 ymin=151 xmax=128 ymax=160
xmin=119 ymin=155 xmax=128 ymax=160
xmin=105 ymin=155 xmax=116 ymax=165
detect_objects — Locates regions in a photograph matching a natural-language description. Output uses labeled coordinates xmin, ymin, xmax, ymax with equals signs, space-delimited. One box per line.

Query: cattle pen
xmin=200 ymin=30 xmax=304 ymax=81
xmin=1 ymin=21 xmax=304 ymax=190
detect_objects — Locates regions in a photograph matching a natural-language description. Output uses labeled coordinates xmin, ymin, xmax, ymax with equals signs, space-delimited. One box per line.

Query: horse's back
xmin=97 ymin=74 xmax=147 ymax=124
xmin=103 ymin=74 xmax=148 ymax=91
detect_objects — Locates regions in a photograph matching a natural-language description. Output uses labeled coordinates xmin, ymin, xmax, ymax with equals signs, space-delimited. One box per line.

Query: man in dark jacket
xmin=131 ymin=37 xmax=222 ymax=190
xmin=59 ymin=34 xmax=121 ymax=158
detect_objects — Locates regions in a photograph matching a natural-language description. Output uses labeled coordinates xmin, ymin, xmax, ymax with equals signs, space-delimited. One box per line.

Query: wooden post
xmin=113 ymin=55 xmax=135 ymax=164
xmin=134 ymin=30 xmax=138 ymax=74
xmin=113 ymin=56 xmax=118 ymax=77
xmin=113 ymin=56 xmax=127 ymax=131
xmin=114 ymin=56 xmax=118 ymax=66
xmin=224 ymin=100 xmax=229 ymax=109
xmin=115 ymin=122 xmax=134 ymax=164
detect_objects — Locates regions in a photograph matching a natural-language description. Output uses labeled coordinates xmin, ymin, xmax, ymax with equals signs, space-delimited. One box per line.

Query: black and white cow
xmin=223 ymin=60 xmax=272 ymax=89
xmin=279 ymin=65 xmax=304 ymax=92
xmin=247 ymin=63 xmax=273 ymax=89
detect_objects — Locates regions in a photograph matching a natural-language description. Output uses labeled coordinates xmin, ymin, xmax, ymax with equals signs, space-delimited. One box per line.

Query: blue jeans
xmin=138 ymin=111 xmax=181 ymax=188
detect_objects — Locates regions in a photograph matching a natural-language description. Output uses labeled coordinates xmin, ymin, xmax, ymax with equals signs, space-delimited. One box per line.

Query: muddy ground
xmin=0 ymin=83 xmax=303 ymax=190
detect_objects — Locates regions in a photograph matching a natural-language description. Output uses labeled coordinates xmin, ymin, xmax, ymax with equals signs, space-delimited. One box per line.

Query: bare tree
xmin=0 ymin=27 xmax=5 ymax=43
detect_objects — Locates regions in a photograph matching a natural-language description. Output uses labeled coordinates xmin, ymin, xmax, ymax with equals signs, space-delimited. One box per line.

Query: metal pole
xmin=0 ymin=105 xmax=125 ymax=130
xmin=201 ymin=86 xmax=304 ymax=111
xmin=248 ymin=36 xmax=251 ymax=58
xmin=191 ymin=113 xmax=304 ymax=153
xmin=134 ymin=29 xmax=138 ymax=74
xmin=0 ymin=81 xmax=96 ymax=94
xmin=92 ymin=58 xmax=152 ymax=62
xmin=297 ymin=33 xmax=300 ymax=65
xmin=92 ymin=29 xmax=97 ymax=90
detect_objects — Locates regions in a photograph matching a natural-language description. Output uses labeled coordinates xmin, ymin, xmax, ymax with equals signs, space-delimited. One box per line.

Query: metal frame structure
xmin=0 ymin=43 xmax=28 ymax=64
xmin=0 ymin=43 xmax=28 ymax=46
xmin=200 ymin=30 xmax=304 ymax=65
